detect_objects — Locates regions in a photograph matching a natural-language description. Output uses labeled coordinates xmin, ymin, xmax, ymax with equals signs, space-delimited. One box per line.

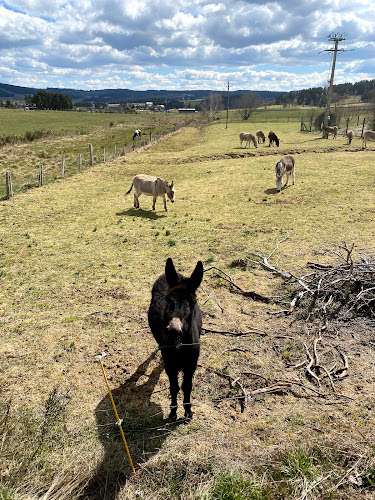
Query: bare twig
xmin=303 ymin=342 xmax=321 ymax=386
xmin=202 ymin=327 xmax=268 ymax=337
xmin=267 ymin=232 xmax=289 ymax=260
xmin=205 ymin=266 xmax=270 ymax=302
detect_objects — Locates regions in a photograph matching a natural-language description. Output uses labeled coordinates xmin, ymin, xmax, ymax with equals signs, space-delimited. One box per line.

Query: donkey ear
xmin=165 ymin=258 xmax=179 ymax=288
xmin=188 ymin=261 xmax=203 ymax=292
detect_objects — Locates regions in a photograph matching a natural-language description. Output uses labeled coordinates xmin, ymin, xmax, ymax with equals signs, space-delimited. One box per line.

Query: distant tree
xmin=119 ymin=100 xmax=128 ymax=112
xmin=25 ymin=94 xmax=33 ymax=107
xmin=235 ymin=92 xmax=263 ymax=120
xmin=32 ymin=90 xmax=73 ymax=110
xmin=198 ymin=93 xmax=223 ymax=119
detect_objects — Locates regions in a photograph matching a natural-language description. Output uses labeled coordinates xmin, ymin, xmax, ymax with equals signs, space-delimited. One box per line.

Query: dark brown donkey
xmin=148 ymin=258 xmax=203 ymax=420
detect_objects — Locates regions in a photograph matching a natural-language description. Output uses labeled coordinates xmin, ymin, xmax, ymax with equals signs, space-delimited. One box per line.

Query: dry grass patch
xmin=1 ymin=118 xmax=375 ymax=498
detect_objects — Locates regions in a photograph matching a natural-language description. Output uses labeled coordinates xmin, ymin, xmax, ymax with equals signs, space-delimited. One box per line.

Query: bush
xmin=314 ymin=111 xmax=337 ymax=131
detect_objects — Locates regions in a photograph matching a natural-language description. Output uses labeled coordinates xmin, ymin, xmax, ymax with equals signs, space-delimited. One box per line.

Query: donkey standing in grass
xmin=268 ymin=131 xmax=280 ymax=147
xmin=322 ymin=125 xmax=338 ymax=139
xmin=148 ymin=258 xmax=203 ymax=420
xmin=256 ymin=130 xmax=266 ymax=144
xmin=362 ymin=130 xmax=375 ymax=148
xmin=239 ymin=132 xmax=258 ymax=149
xmin=275 ymin=155 xmax=295 ymax=192
xmin=126 ymin=174 xmax=175 ymax=211
xmin=346 ymin=129 xmax=354 ymax=146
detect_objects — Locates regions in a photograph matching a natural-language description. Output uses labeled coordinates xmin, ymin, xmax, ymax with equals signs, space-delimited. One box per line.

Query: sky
xmin=0 ymin=0 xmax=374 ymax=92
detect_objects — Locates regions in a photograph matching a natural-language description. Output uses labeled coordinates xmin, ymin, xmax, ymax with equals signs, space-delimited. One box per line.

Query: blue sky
xmin=0 ymin=0 xmax=374 ymax=91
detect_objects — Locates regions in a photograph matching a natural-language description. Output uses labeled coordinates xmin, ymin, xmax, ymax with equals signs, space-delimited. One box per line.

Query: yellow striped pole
xmin=96 ymin=352 xmax=136 ymax=476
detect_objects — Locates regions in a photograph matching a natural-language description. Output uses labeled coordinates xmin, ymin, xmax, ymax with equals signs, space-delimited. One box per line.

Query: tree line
xmin=25 ymin=90 xmax=73 ymax=110
xmin=275 ymin=79 xmax=375 ymax=106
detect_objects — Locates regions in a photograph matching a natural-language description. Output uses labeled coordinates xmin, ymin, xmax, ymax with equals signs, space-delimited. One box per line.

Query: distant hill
xmin=2 ymin=80 xmax=374 ymax=107
xmin=0 ymin=82 xmax=285 ymax=105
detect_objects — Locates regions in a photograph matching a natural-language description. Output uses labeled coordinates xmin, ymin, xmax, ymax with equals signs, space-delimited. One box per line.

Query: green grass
xmin=0 ymin=109 xmax=191 ymax=198
xmin=1 ymin=111 xmax=375 ymax=499
xmin=0 ymin=108 xmax=184 ymax=137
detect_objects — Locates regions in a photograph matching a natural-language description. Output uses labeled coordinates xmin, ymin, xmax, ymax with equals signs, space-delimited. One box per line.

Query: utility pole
xmin=323 ymin=33 xmax=347 ymax=128
xmin=226 ymin=80 xmax=230 ymax=129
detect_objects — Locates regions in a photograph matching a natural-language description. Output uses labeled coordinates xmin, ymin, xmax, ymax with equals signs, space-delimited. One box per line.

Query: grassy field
xmin=0 ymin=109 xmax=190 ymax=199
xmin=1 ymin=110 xmax=375 ymax=499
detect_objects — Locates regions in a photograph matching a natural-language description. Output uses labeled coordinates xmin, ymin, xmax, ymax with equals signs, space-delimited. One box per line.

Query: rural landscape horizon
xmin=1 ymin=0 xmax=375 ymax=496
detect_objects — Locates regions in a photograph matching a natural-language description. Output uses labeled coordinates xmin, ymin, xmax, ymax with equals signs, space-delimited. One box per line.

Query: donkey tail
xmin=126 ymin=182 xmax=133 ymax=195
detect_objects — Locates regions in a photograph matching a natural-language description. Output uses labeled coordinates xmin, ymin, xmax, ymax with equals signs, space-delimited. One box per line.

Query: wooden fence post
xmin=361 ymin=118 xmax=366 ymax=138
xmin=79 ymin=153 xmax=82 ymax=172
xmin=6 ymin=171 xmax=13 ymax=199
xmin=89 ymin=144 xmax=94 ymax=166
xmin=39 ymin=162 xmax=44 ymax=187
xmin=62 ymin=156 xmax=65 ymax=178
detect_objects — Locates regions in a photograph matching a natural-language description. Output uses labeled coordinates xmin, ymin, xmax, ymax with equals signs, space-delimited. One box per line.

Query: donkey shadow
xmin=116 ymin=208 xmax=166 ymax=220
xmin=264 ymin=187 xmax=279 ymax=195
xmin=82 ymin=350 xmax=178 ymax=499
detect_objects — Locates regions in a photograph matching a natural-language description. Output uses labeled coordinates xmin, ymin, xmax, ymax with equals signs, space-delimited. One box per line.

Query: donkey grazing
xmin=133 ymin=129 xmax=141 ymax=140
xmin=148 ymin=258 xmax=203 ymax=420
xmin=362 ymin=130 xmax=375 ymax=148
xmin=275 ymin=155 xmax=295 ymax=192
xmin=322 ymin=125 xmax=338 ymax=139
xmin=256 ymin=130 xmax=266 ymax=143
xmin=126 ymin=174 xmax=175 ymax=211
xmin=268 ymin=131 xmax=280 ymax=147
xmin=239 ymin=132 xmax=258 ymax=149
xmin=346 ymin=129 xmax=354 ymax=146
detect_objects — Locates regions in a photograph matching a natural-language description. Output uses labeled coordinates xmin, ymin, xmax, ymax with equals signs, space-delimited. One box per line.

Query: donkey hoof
xmin=169 ymin=409 xmax=177 ymax=421
xmin=184 ymin=409 xmax=193 ymax=420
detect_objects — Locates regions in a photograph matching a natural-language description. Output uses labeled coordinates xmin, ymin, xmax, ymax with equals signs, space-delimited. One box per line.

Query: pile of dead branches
xmin=247 ymin=243 xmax=375 ymax=321
xmin=207 ymin=238 xmax=374 ymax=321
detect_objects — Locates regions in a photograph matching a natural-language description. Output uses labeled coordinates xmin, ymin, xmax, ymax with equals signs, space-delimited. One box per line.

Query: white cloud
xmin=0 ymin=0 xmax=373 ymax=91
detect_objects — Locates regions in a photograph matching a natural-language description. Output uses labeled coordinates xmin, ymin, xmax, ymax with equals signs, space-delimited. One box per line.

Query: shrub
xmin=314 ymin=111 xmax=337 ymax=131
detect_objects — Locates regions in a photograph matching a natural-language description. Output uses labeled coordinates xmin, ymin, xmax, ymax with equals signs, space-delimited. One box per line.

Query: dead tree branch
xmin=205 ymin=266 xmax=270 ymax=302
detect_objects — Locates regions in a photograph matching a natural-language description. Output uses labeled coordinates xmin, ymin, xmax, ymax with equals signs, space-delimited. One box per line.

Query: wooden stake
xmin=6 ymin=171 xmax=13 ymax=199
xmin=39 ymin=162 xmax=44 ymax=187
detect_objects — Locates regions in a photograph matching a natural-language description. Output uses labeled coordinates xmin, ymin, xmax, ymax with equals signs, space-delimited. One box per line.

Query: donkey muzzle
xmin=167 ymin=317 xmax=183 ymax=347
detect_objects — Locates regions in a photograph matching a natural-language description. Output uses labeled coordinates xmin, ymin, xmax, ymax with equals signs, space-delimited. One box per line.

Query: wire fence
xmin=3 ymin=118 xmax=195 ymax=201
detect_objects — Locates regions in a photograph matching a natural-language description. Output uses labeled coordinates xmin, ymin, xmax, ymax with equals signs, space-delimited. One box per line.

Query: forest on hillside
xmin=275 ymin=79 xmax=375 ymax=106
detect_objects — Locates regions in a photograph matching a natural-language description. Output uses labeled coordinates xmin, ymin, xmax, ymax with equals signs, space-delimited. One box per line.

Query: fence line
xmin=2 ymin=119 xmax=194 ymax=200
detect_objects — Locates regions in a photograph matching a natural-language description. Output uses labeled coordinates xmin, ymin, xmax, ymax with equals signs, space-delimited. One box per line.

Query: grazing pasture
xmin=0 ymin=109 xmax=188 ymax=198
xmin=1 ymin=113 xmax=375 ymax=499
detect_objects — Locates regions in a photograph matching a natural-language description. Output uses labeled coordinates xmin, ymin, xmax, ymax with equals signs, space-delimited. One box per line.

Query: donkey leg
xmin=133 ymin=193 xmax=139 ymax=208
xmin=167 ymin=370 xmax=179 ymax=420
xmin=181 ymin=369 xmax=195 ymax=419
xmin=152 ymin=196 xmax=156 ymax=210
xmin=163 ymin=194 xmax=168 ymax=212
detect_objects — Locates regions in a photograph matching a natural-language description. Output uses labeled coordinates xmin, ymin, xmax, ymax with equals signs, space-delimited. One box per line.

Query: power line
xmin=322 ymin=33 xmax=352 ymax=128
